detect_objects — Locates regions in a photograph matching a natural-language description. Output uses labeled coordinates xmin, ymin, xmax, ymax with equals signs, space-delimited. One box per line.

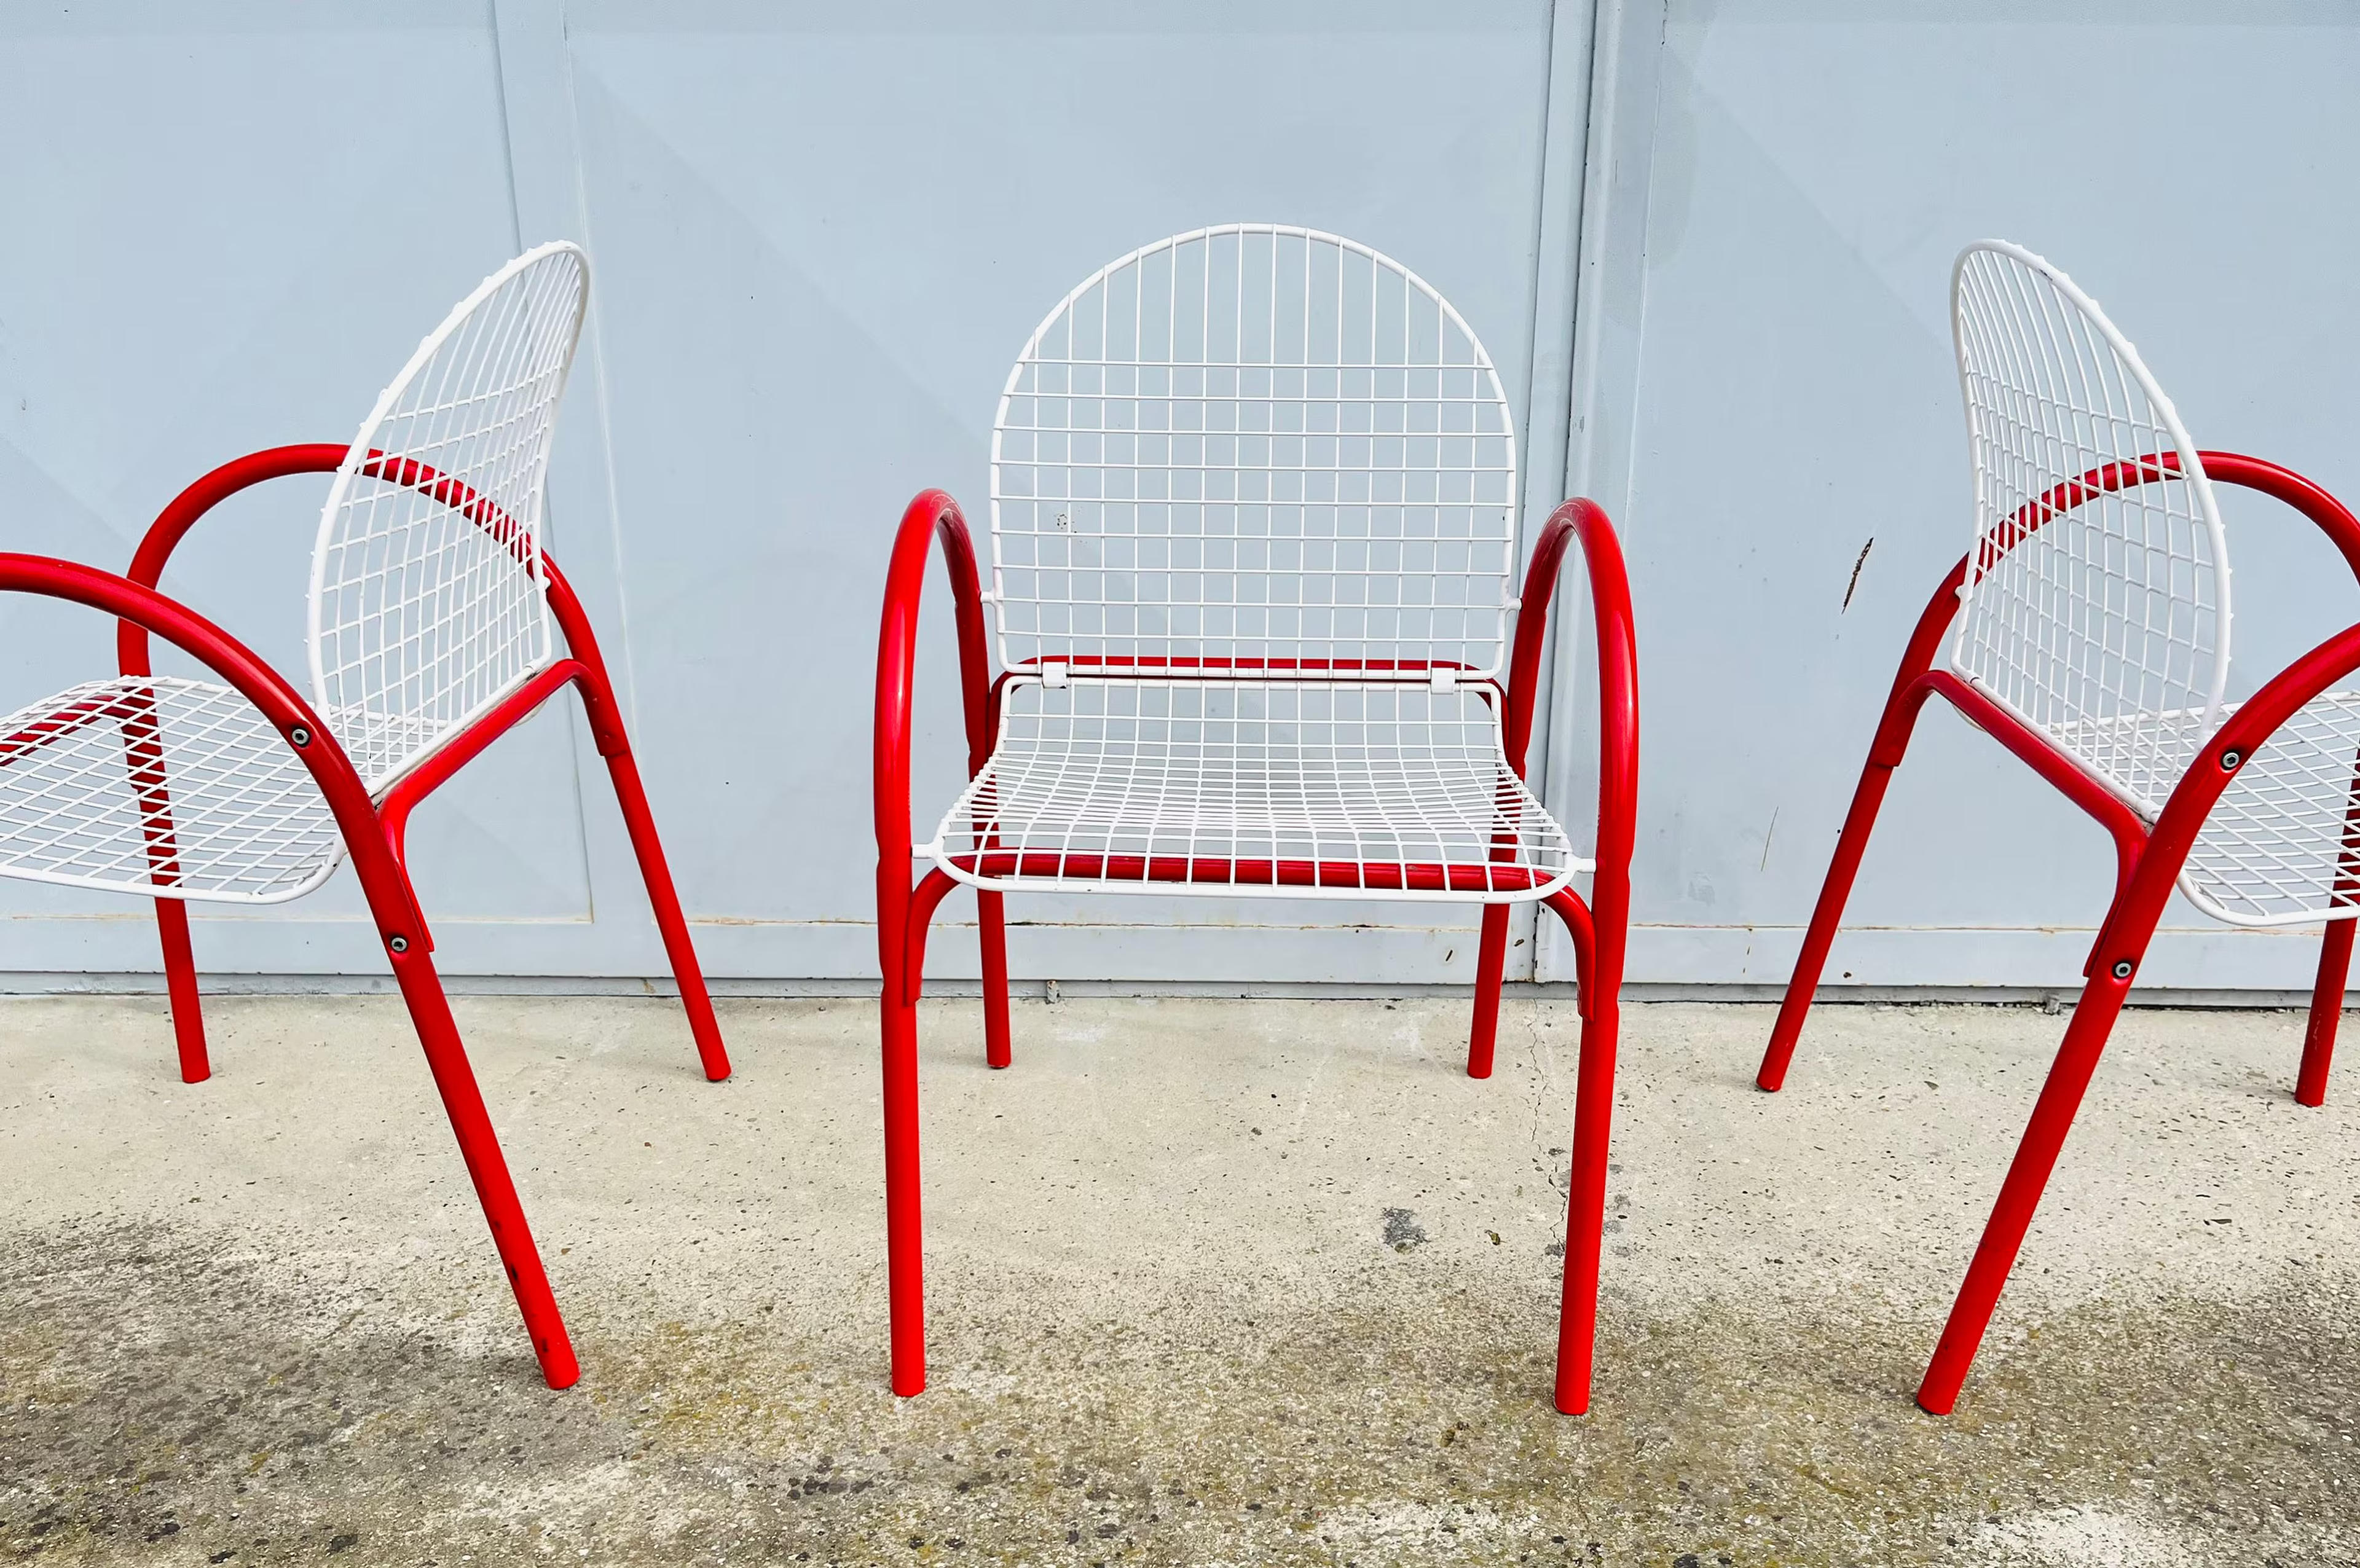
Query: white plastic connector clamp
xmin=1042 ymin=661 xmax=1070 ymax=689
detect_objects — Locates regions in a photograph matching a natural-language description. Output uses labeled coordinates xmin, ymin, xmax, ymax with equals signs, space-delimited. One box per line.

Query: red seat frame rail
xmin=1758 ymin=449 xmax=2360 ymax=1414
xmin=873 ymin=489 xmax=1638 ymax=1414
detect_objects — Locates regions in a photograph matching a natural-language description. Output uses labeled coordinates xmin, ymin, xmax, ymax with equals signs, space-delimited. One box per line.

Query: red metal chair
xmin=873 ymin=225 xmax=1638 ymax=1413
xmin=1758 ymin=239 xmax=2360 ymax=1414
xmin=0 ymin=245 xmax=728 ymax=1387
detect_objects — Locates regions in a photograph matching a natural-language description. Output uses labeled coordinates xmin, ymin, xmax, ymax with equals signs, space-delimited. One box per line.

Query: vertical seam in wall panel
xmin=489 ymin=0 xmax=630 ymax=935
xmin=1512 ymin=0 xmax=1602 ymax=981
xmin=1538 ymin=0 xmax=1667 ymax=982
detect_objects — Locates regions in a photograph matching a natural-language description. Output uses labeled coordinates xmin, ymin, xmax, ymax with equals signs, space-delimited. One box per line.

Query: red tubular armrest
xmin=1503 ymin=498 xmax=1640 ymax=978
xmin=116 ymin=443 xmax=629 ymax=754
xmin=873 ymin=490 xmax=996 ymax=978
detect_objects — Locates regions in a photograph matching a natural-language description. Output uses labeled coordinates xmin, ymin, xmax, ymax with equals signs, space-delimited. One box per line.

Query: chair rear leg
xmin=154 ymin=898 xmax=208 ymax=1084
xmin=387 ymin=942 xmax=580 ymax=1389
xmin=2299 ymin=918 xmax=2351 ymax=1108
xmin=1466 ymin=904 xmax=1512 ymax=1079
xmin=1915 ymin=952 xmax=2137 ymax=1414
xmin=599 ymin=748 xmax=731 ymax=1083
xmin=978 ymin=889 xmax=1012 ymax=1069
xmin=1758 ymin=751 xmax=1908 ymax=1092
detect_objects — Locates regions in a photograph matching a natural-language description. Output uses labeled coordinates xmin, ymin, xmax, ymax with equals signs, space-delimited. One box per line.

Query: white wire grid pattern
xmin=990 ymin=226 xmax=1519 ymax=679
xmin=0 ymin=677 xmax=340 ymax=903
xmin=1949 ymin=240 xmax=2230 ymax=820
xmin=2044 ymin=693 xmax=2360 ymax=928
xmin=310 ymin=242 xmax=588 ymax=790
xmin=926 ymin=678 xmax=1583 ymax=903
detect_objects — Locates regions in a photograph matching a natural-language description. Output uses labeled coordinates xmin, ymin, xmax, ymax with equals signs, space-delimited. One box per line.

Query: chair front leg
xmin=152 ymin=898 xmax=208 ymax=1083
xmin=1543 ymin=886 xmax=1615 ymax=1415
xmin=2300 ymin=919 xmax=2352 ymax=1108
xmin=1914 ymin=935 xmax=2143 ymax=1413
xmin=882 ymin=868 xmax=959 ymax=1397
xmin=384 ymin=933 xmax=580 ymax=1390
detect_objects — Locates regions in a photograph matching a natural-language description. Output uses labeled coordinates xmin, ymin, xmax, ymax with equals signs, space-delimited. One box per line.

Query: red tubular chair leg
xmin=879 ymin=973 xmax=927 ymax=1396
xmin=883 ymin=868 xmax=959 ymax=1397
xmin=1758 ymin=758 xmax=1904 ymax=1091
xmin=1546 ymin=885 xmax=1613 ymax=1415
xmin=1915 ymin=945 xmax=2139 ymax=1414
xmin=599 ymin=746 xmax=730 ymax=1083
xmin=1910 ymin=625 xmax=2360 ymax=1413
xmin=385 ymin=936 xmax=580 ymax=1389
xmin=154 ymin=896 xmax=208 ymax=1084
xmin=1760 ymin=562 xmax=1967 ymax=1093
xmin=2299 ymin=919 xmax=2351 ymax=1108
xmin=978 ymin=889 xmax=1012 ymax=1070
xmin=1465 ymin=903 xmax=1512 ymax=1080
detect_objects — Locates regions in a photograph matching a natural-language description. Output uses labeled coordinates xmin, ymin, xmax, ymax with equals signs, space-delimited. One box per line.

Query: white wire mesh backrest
xmin=991 ymin=225 xmax=1519 ymax=679
xmin=1950 ymin=240 xmax=2229 ymax=814
xmin=309 ymin=241 xmax=588 ymax=789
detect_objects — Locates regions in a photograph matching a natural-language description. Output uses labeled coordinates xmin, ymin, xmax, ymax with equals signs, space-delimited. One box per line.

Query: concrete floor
xmin=1 ymin=994 xmax=2355 ymax=1566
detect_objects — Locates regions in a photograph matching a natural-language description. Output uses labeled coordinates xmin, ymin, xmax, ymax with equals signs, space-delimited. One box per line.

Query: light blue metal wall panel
xmin=7 ymin=2 xmax=2356 ymax=992
xmin=1584 ymin=0 xmax=2360 ymax=989
xmin=560 ymin=0 xmax=1566 ymax=983
xmin=0 ymin=3 xmax=594 ymax=983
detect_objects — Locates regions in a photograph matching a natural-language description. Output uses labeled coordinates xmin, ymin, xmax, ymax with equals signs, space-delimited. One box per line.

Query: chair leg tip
xmin=540 ymin=1354 xmax=583 ymax=1391
xmin=1913 ymin=1388 xmax=1956 ymax=1416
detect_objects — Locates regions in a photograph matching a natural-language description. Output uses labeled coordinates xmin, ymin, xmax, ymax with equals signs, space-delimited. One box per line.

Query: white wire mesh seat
xmin=1762 ymin=238 xmax=2360 ymax=1416
xmin=931 ymin=675 xmax=1580 ymax=897
xmin=0 ymin=676 xmax=338 ymax=901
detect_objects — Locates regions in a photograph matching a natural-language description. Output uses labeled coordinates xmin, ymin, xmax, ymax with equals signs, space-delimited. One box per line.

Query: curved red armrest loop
xmin=1504 ymin=498 xmax=1640 ymax=945
xmin=873 ymin=490 xmax=995 ymax=975
xmin=116 ymin=444 xmax=630 ymax=755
